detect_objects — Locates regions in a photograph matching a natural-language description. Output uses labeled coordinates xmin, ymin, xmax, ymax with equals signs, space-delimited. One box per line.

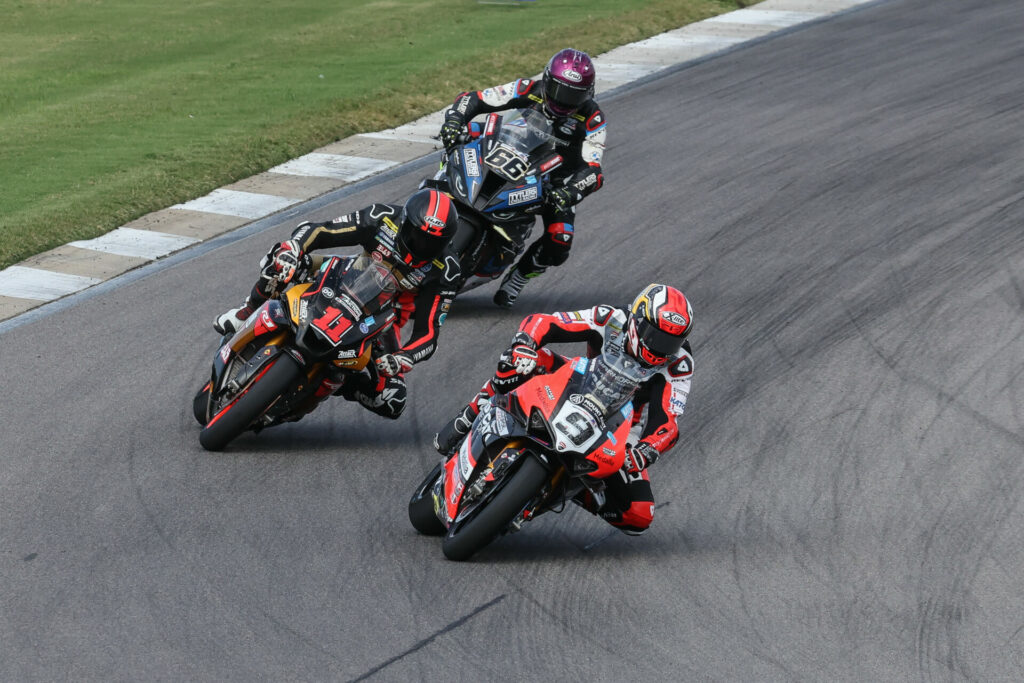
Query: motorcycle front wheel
xmin=199 ymin=354 xmax=302 ymax=452
xmin=192 ymin=382 xmax=211 ymax=425
xmin=441 ymin=455 xmax=548 ymax=562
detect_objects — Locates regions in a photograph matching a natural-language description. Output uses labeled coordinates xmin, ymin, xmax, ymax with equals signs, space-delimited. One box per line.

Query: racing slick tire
xmin=199 ymin=354 xmax=302 ymax=452
xmin=192 ymin=382 xmax=211 ymax=425
xmin=441 ymin=455 xmax=547 ymax=561
xmin=408 ymin=463 xmax=446 ymax=536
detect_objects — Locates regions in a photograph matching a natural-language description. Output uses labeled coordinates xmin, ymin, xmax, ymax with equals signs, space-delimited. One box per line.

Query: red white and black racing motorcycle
xmin=408 ymin=348 xmax=638 ymax=561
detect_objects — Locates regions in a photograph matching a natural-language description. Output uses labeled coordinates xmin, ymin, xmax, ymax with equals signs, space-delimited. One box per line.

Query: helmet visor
xmin=635 ymin=318 xmax=685 ymax=361
xmin=400 ymin=222 xmax=444 ymax=263
xmin=544 ymin=78 xmax=590 ymax=114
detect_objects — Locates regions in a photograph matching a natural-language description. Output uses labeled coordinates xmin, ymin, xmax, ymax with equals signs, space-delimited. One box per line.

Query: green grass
xmin=0 ymin=0 xmax=746 ymax=270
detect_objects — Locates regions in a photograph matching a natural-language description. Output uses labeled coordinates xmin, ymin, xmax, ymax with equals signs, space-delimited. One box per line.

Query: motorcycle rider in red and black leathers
xmin=214 ymin=189 xmax=461 ymax=420
xmin=438 ymin=48 xmax=607 ymax=308
xmin=433 ymin=284 xmax=694 ymax=535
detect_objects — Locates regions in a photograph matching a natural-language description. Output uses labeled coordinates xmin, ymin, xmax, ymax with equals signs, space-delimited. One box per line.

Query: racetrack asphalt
xmin=3 ymin=0 xmax=1024 ymax=679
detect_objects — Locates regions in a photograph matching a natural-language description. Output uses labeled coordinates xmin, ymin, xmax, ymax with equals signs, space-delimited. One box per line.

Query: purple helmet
xmin=542 ymin=48 xmax=595 ymax=116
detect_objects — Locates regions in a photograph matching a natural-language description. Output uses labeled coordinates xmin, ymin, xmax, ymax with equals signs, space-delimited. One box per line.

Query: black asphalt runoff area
xmin=3 ymin=0 xmax=1024 ymax=678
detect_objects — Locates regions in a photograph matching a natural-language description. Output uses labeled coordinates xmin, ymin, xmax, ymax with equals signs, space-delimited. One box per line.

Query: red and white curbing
xmin=0 ymin=0 xmax=877 ymax=322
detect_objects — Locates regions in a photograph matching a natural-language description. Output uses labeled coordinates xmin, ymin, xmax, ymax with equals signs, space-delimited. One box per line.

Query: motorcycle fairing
xmin=507 ymin=362 xmax=631 ymax=478
xmin=211 ymin=298 xmax=290 ymax=391
xmin=438 ymin=359 xmax=634 ymax=525
xmin=444 ymin=112 xmax=556 ymax=220
xmin=291 ymin=256 xmax=397 ymax=353
xmin=438 ymin=402 xmax=531 ymax=525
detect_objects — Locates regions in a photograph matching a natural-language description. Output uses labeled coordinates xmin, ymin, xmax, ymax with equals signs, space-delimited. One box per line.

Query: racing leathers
xmin=232 ymin=204 xmax=461 ymax=420
xmin=434 ymin=304 xmax=693 ymax=534
xmin=440 ymin=78 xmax=607 ymax=306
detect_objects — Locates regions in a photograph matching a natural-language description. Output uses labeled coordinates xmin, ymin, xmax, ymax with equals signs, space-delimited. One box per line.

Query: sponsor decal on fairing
xmin=463 ymin=148 xmax=480 ymax=177
xmin=457 ymin=439 xmax=474 ymax=480
xmin=257 ymin=309 xmax=277 ymax=334
xmin=337 ymin=294 xmax=361 ymax=317
xmin=508 ymin=186 xmax=539 ymax=205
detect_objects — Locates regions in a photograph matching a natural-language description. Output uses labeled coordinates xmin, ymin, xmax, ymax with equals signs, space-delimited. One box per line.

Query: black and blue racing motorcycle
xmin=421 ymin=108 xmax=565 ymax=292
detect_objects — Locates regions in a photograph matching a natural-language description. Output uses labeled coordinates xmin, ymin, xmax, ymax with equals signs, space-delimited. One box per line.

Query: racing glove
xmin=624 ymin=442 xmax=659 ymax=474
xmin=508 ymin=345 xmax=538 ymax=375
xmin=267 ymin=239 xmax=306 ymax=285
xmin=376 ymin=352 xmax=414 ymax=377
xmin=544 ymin=186 xmax=575 ymax=214
xmin=507 ymin=331 xmax=539 ymax=374
xmin=439 ymin=118 xmax=466 ymax=151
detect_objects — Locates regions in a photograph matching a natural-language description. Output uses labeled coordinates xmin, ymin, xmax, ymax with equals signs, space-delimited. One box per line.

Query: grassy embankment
xmin=0 ymin=0 xmax=747 ymax=270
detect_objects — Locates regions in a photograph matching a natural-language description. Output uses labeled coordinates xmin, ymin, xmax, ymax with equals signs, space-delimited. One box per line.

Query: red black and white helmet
xmin=397 ymin=189 xmax=458 ymax=265
xmin=542 ymin=48 xmax=596 ymax=117
xmin=625 ymin=284 xmax=693 ymax=367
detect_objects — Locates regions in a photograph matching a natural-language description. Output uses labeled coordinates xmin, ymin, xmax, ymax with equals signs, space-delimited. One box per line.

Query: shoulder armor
xmin=668 ymin=354 xmax=694 ymax=378
xmin=584 ymin=107 xmax=606 ymax=132
xmin=593 ymin=304 xmax=623 ymax=326
xmin=368 ymin=203 xmax=398 ymax=220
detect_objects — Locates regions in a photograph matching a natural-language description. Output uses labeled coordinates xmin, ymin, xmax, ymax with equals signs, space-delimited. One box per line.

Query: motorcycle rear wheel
xmin=199 ymin=354 xmax=302 ymax=452
xmin=442 ymin=455 xmax=547 ymax=561
xmin=408 ymin=463 xmax=445 ymax=536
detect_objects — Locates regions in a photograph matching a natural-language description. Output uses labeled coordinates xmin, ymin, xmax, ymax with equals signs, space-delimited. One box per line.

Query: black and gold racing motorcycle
xmin=192 ymin=254 xmax=400 ymax=451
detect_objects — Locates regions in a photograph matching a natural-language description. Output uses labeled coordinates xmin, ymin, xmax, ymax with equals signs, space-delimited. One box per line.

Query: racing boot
xmin=214 ymin=300 xmax=255 ymax=335
xmin=495 ymin=266 xmax=547 ymax=308
xmin=433 ymin=404 xmax=475 ymax=456
xmin=494 ymin=245 xmax=548 ymax=308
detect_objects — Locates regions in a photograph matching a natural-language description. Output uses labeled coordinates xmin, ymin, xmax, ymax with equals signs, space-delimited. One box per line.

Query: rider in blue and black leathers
xmin=438 ymin=48 xmax=607 ymax=308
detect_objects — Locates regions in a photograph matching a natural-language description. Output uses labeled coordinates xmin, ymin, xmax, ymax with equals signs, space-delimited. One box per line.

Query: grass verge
xmin=0 ymin=0 xmax=747 ymax=270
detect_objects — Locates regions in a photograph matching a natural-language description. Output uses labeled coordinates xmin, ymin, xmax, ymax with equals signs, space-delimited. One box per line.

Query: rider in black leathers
xmin=214 ymin=189 xmax=461 ymax=420
xmin=438 ymin=48 xmax=607 ymax=308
